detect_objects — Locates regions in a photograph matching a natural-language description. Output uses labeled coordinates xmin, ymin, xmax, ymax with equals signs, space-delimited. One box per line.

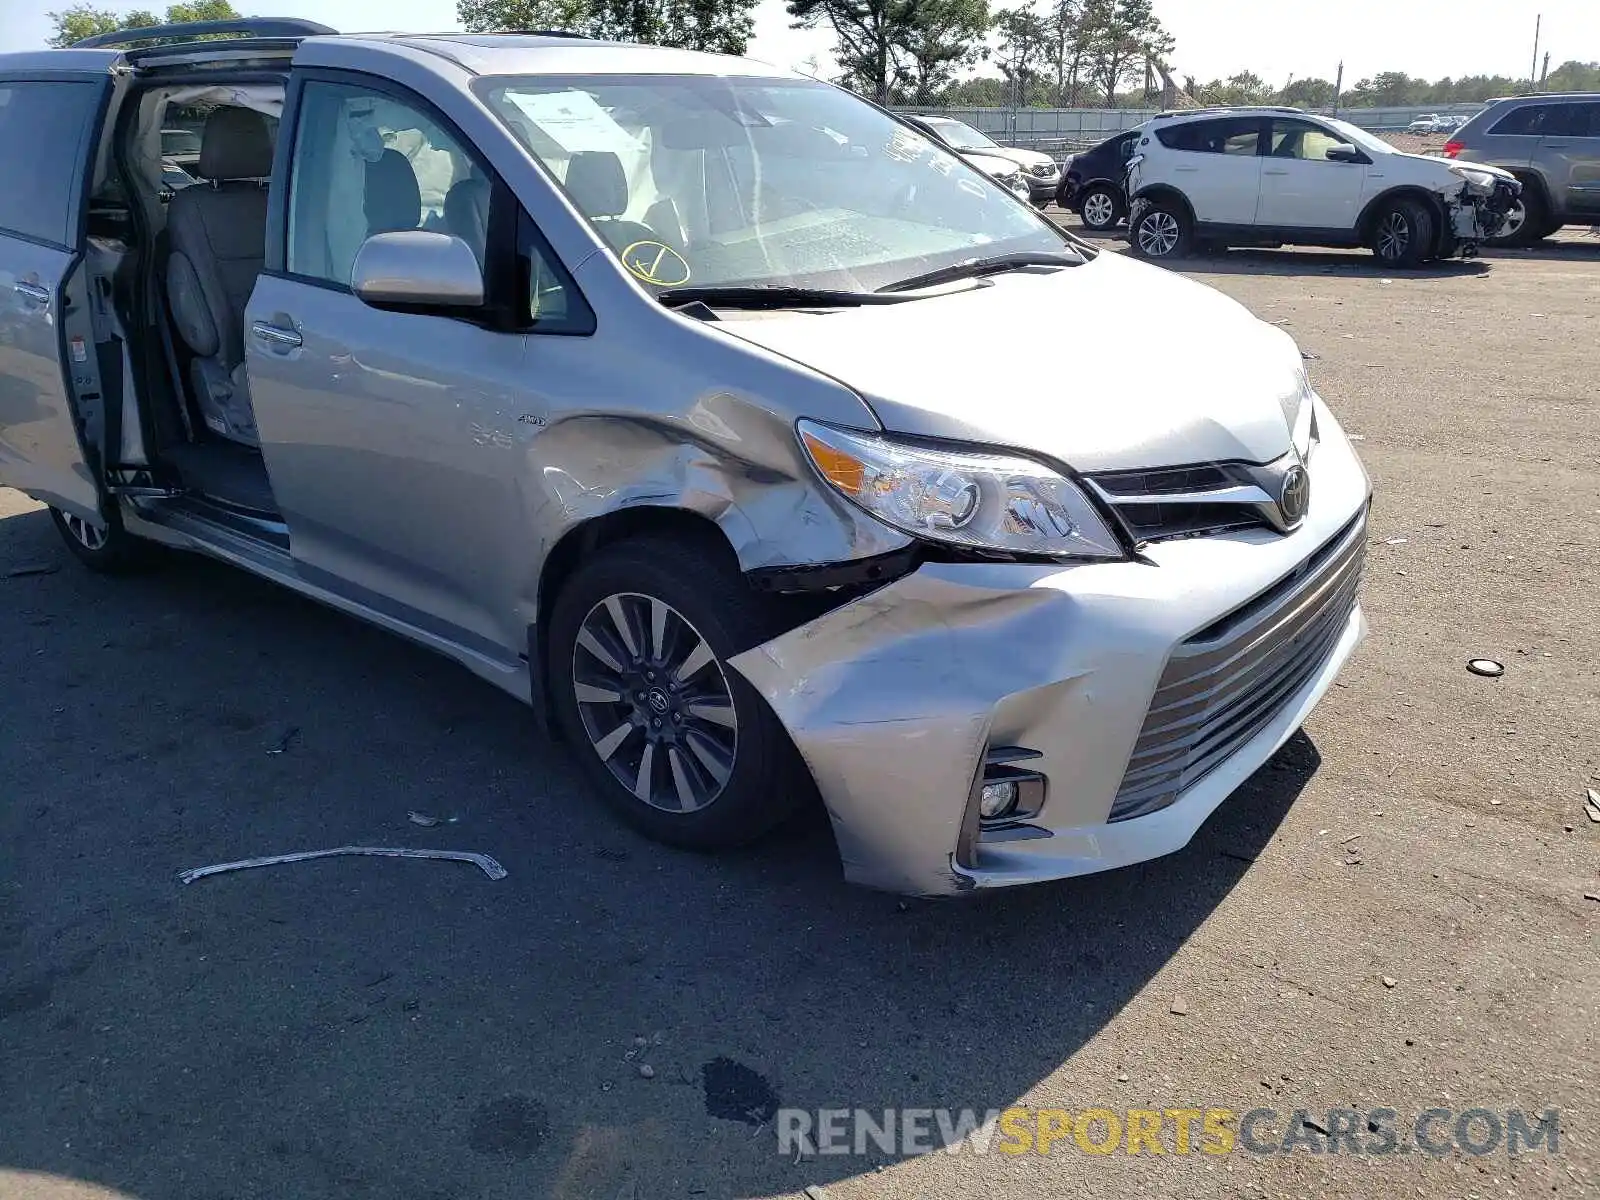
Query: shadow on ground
xmin=1 ymin=505 xmax=1317 ymax=1199
xmin=1054 ymin=224 xmax=1496 ymax=278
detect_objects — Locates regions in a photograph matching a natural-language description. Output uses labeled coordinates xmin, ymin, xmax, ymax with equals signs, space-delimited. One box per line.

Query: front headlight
xmin=1449 ymin=164 xmax=1497 ymax=192
xmin=798 ymin=420 xmax=1124 ymax=560
xmin=1289 ymin=368 xmax=1319 ymax=460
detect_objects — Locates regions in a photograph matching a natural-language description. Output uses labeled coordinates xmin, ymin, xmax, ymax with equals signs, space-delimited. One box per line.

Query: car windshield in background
xmin=1323 ymin=118 xmax=1395 ymax=157
xmin=927 ymin=118 xmax=1003 ymax=151
xmin=480 ymin=75 xmax=1068 ymax=294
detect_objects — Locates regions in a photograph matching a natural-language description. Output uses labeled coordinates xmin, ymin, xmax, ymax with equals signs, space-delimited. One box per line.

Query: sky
xmin=1 ymin=0 xmax=1594 ymax=89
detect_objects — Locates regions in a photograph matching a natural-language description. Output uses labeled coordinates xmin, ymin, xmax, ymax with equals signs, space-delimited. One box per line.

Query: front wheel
xmin=1370 ymin=198 xmax=1435 ymax=267
xmin=1128 ymin=199 xmax=1193 ymax=261
xmin=547 ymin=533 xmax=809 ymax=850
xmin=1078 ymin=184 xmax=1123 ymax=232
xmin=1486 ymin=189 xmax=1550 ymax=247
xmin=48 ymin=504 xmax=158 ymax=574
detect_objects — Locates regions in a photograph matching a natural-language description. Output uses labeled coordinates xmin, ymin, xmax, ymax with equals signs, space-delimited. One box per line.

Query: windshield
xmin=927 ymin=118 xmax=1002 ymax=152
xmin=1322 ymin=118 xmax=1395 ymax=156
xmin=480 ymin=75 xmax=1068 ymax=293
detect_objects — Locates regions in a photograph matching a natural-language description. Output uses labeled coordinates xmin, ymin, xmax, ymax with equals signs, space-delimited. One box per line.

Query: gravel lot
xmin=2 ymin=231 xmax=1597 ymax=1200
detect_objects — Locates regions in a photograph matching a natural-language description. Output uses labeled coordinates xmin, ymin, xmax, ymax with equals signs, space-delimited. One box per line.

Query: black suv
xmin=1056 ymin=127 xmax=1142 ymax=231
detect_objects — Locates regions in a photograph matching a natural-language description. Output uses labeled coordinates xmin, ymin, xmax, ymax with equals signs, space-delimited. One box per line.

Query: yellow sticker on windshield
xmin=621 ymin=241 xmax=691 ymax=287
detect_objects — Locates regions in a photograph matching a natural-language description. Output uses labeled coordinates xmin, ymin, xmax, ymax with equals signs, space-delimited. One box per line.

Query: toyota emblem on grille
xmin=1278 ymin=464 xmax=1311 ymax=525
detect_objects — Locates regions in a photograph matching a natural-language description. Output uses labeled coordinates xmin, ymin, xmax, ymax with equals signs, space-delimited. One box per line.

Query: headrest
xmin=364 ymin=149 xmax=422 ymax=237
xmin=564 ymin=151 xmax=627 ymax=219
xmin=197 ymin=107 xmax=274 ymax=181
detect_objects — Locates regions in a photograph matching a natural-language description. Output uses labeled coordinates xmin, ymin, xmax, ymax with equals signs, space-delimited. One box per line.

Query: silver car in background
xmin=0 ymin=26 xmax=1369 ymax=895
xmin=1445 ymin=92 xmax=1600 ymax=244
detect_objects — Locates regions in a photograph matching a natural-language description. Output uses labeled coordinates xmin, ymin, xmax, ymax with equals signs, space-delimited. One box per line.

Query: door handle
xmin=13 ymin=280 xmax=50 ymax=304
xmin=251 ymin=321 xmax=302 ymax=349
xmin=1263 ymin=167 xmax=1289 ymax=175
xmin=1542 ymin=141 xmax=1570 ymax=149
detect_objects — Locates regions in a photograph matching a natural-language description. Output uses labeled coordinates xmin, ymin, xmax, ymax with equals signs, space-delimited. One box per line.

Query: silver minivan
xmin=0 ymin=21 xmax=1370 ymax=895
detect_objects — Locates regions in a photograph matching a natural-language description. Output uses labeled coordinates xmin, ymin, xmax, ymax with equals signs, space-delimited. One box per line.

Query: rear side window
xmin=0 ymin=81 xmax=103 ymax=247
xmin=1541 ymin=102 xmax=1597 ymax=138
xmin=1157 ymin=118 xmax=1261 ymax=155
xmin=1488 ymin=104 xmax=1549 ymax=136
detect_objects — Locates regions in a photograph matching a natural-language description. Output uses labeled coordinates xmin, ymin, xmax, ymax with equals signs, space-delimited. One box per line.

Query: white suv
xmin=1125 ymin=107 xmax=1521 ymax=267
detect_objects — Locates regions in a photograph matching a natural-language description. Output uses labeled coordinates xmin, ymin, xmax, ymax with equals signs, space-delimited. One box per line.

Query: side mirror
xmin=351 ymin=231 xmax=483 ymax=311
xmin=1325 ymin=143 xmax=1363 ymax=164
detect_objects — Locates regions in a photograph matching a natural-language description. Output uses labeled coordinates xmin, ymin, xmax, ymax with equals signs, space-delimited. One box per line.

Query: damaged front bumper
xmin=1442 ymin=174 xmax=1522 ymax=252
xmin=729 ymin=401 xmax=1371 ymax=896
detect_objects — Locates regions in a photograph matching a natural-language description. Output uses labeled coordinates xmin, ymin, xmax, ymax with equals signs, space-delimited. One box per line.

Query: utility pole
xmin=1540 ymin=51 xmax=1550 ymax=87
xmin=1529 ymin=14 xmax=1541 ymax=92
xmin=1332 ymin=61 xmax=1343 ymax=116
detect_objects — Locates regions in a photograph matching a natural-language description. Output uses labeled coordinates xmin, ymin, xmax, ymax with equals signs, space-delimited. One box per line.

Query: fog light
xmin=979 ymin=781 xmax=1019 ymax=819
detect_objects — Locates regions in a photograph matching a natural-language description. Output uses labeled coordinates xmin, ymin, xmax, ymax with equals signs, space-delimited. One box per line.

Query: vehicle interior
xmin=84 ymin=42 xmax=505 ymax=542
xmin=87 ymin=58 xmax=292 ymax=532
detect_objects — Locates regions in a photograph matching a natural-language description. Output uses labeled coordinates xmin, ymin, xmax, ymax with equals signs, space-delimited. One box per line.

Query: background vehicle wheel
xmin=1487 ymin=190 xmax=1549 ymax=247
xmin=547 ymin=532 xmax=809 ymax=851
xmin=1078 ymin=185 xmax=1123 ymax=232
xmin=1129 ymin=199 xmax=1192 ymax=260
xmin=1370 ymin=198 xmax=1434 ymax=267
xmin=48 ymin=504 xmax=158 ymax=574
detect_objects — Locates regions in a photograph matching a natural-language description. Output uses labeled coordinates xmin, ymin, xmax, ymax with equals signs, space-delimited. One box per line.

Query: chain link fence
xmin=895 ymin=103 xmax=1489 ymax=154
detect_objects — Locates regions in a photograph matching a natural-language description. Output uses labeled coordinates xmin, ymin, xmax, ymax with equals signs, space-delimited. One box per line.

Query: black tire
xmin=1077 ymin=184 xmax=1123 ymax=232
xmin=1128 ymin=197 xmax=1193 ymax=260
xmin=48 ymin=504 xmax=158 ymax=574
xmin=1488 ymin=187 xmax=1550 ymax=247
xmin=547 ymin=532 xmax=810 ymax=851
xmin=1370 ymin=197 xmax=1435 ymax=267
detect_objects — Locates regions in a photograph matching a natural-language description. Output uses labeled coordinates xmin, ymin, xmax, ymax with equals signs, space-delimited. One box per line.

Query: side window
xmin=287 ymin=80 xmax=491 ymax=288
xmin=1269 ymin=120 xmax=1348 ymax=161
xmin=0 ymin=81 xmax=103 ymax=246
xmin=1489 ymin=105 xmax=1548 ymax=136
xmin=1216 ymin=120 xmax=1263 ymax=156
xmin=1155 ymin=122 xmax=1200 ymax=151
xmin=1159 ymin=119 xmax=1261 ymax=155
xmin=517 ymin=207 xmax=593 ymax=334
xmin=1542 ymin=103 xmax=1597 ymax=138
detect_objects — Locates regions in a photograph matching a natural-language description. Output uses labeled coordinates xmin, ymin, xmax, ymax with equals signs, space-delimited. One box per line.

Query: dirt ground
xmin=2 ymin=230 xmax=1597 ymax=1200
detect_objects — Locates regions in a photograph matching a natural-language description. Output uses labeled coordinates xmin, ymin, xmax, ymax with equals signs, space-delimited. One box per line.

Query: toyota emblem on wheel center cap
xmin=1278 ymin=464 xmax=1311 ymax=526
xmin=646 ymin=688 xmax=670 ymax=714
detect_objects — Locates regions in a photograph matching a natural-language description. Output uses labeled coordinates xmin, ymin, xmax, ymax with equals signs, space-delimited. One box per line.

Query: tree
xmin=895 ymin=0 xmax=992 ymax=106
xmin=47 ymin=1 xmax=240 ymax=46
xmin=1279 ymin=77 xmax=1335 ymax=108
xmin=48 ymin=5 xmax=158 ymax=46
xmin=1043 ymin=0 xmax=1095 ymax=106
xmin=787 ymin=0 xmax=917 ymax=104
xmin=1543 ymin=60 xmax=1600 ymax=93
xmin=458 ymin=0 xmax=757 ymax=55
xmin=1347 ymin=71 xmax=1421 ymax=107
xmin=993 ymin=7 xmax=1049 ymax=106
xmin=1084 ymin=0 xmax=1170 ymax=107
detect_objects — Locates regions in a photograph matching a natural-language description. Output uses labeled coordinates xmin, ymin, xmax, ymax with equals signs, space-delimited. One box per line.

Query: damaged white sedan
xmin=1124 ymin=106 xmax=1520 ymax=266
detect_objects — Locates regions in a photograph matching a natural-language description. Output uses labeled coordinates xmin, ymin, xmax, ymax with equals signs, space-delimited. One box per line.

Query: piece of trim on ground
xmin=176 ymin=845 xmax=509 ymax=884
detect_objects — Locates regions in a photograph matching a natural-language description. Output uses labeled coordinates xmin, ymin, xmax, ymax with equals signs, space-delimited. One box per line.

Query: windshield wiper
xmin=876 ymin=251 xmax=1083 ymax=294
xmin=657 ymin=285 xmax=911 ymax=310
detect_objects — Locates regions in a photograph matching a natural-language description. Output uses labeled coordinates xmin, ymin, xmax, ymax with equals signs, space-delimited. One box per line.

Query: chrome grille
xmin=1109 ymin=513 xmax=1366 ymax=822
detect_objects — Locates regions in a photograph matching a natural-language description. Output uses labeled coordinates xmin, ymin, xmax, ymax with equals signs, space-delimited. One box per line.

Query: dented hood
xmin=720 ymin=252 xmax=1304 ymax=473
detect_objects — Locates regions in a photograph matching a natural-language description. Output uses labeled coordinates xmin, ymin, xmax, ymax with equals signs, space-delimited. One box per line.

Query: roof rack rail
xmin=509 ymin=28 xmax=592 ymax=37
xmin=73 ymin=17 xmax=337 ymax=49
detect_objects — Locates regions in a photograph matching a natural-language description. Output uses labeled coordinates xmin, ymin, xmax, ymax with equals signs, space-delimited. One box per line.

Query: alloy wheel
xmin=62 ymin=513 xmax=107 ymax=551
xmin=1136 ymin=210 xmax=1180 ymax=256
xmin=1376 ymin=211 xmax=1411 ymax=261
xmin=571 ymin=591 xmax=738 ymax=814
xmin=1083 ymin=191 xmax=1117 ymax=228
xmin=1491 ymin=197 xmax=1526 ymax=242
